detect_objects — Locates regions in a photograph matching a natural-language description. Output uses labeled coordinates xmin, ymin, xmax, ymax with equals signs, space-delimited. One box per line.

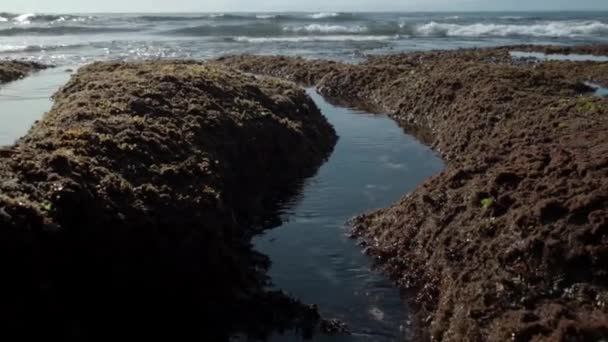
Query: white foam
xmin=310 ymin=12 xmax=339 ymax=19
xmin=0 ymin=44 xmax=28 ymax=52
xmin=0 ymin=17 xmax=7 ymax=22
xmin=510 ymin=51 xmax=608 ymax=62
xmin=14 ymin=13 xmax=35 ymax=24
xmin=234 ymin=35 xmax=395 ymax=43
xmin=416 ymin=20 xmax=608 ymax=37
xmin=285 ymin=24 xmax=367 ymax=34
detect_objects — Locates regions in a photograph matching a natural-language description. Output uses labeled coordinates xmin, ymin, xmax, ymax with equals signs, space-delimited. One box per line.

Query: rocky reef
xmin=218 ymin=45 xmax=608 ymax=341
xmin=0 ymin=61 xmax=337 ymax=339
xmin=0 ymin=60 xmax=46 ymax=84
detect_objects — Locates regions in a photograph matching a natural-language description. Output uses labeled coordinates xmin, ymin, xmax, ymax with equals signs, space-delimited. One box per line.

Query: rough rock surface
xmin=0 ymin=60 xmax=46 ymax=84
xmin=511 ymin=44 xmax=608 ymax=57
xmin=0 ymin=61 xmax=337 ymax=340
xmin=218 ymin=45 xmax=608 ymax=341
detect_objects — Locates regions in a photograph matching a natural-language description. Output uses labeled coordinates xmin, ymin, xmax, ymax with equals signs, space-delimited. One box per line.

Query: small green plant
xmin=481 ymin=198 xmax=494 ymax=210
xmin=576 ymin=97 xmax=598 ymax=113
xmin=40 ymin=201 xmax=53 ymax=212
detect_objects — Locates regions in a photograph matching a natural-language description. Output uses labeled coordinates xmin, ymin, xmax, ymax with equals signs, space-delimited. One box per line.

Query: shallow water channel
xmin=510 ymin=51 xmax=608 ymax=63
xmin=256 ymin=89 xmax=444 ymax=341
xmin=0 ymin=67 xmax=72 ymax=146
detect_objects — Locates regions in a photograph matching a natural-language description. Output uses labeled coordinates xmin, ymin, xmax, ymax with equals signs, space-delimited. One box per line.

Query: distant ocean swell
xmin=0 ymin=26 xmax=142 ymax=36
xmin=142 ymin=20 xmax=608 ymax=38
xmin=0 ymin=12 xmax=91 ymax=24
xmin=0 ymin=43 xmax=87 ymax=54
xmin=0 ymin=12 xmax=359 ymax=24
xmin=133 ymin=12 xmax=360 ymax=22
xmin=1 ymin=16 xmax=606 ymax=39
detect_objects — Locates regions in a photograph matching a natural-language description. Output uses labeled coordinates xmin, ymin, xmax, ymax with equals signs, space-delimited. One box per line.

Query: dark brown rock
xmin=218 ymin=45 xmax=608 ymax=341
xmin=0 ymin=60 xmax=47 ymax=84
xmin=0 ymin=61 xmax=337 ymax=340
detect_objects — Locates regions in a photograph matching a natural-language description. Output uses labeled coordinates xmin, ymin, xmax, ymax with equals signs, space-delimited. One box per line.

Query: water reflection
xmin=0 ymin=67 xmax=72 ymax=146
xmin=255 ymin=89 xmax=444 ymax=341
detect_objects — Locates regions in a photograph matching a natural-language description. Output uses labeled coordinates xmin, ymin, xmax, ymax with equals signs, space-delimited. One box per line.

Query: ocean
xmin=1 ymin=11 xmax=607 ymax=66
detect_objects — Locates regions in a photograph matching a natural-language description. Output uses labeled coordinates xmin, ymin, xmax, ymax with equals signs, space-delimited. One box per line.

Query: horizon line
xmin=4 ymin=9 xmax=608 ymax=14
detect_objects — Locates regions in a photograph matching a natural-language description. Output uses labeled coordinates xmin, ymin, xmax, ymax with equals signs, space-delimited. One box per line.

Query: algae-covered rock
xmin=0 ymin=60 xmax=46 ymax=84
xmin=218 ymin=46 xmax=608 ymax=341
xmin=0 ymin=61 xmax=336 ymax=340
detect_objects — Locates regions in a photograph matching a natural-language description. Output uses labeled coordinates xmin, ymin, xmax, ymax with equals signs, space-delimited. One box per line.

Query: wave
xmin=14 ymin=13 xmax=88 ymax=24
xmin=230 ymin=35 xmax=397 ymax=43
xmin=0 ymin=12 xmax=92 ymax=24
xmin=0 ymin=26 xmax=140 ymax=36
xmin=310 ymin=12 xmax=340 ymax=19
xmin=415 ymin=20 xmax=608 ymax=37
xmin=309 ymin=12 xmax=360 ymax=21
xmin=0 ymin=43 xmax=86 ymax=53
xmin=136 ymin=12 xmax=357 ymax=23
xmin=135 ymin=13 xmax=299 ymax=22
xmin=165 ymin=20 xmax=608 ymax=38
xmin=163 ymin=20 xmax=608 ymax=39
xmin=255 ymin=14 xmax=293 ymax=20
xmin=166 ymin=23 xmax=395 ymax=37
xmin=166 ymin=23 xmax=284 ymax=37
xmin=165 ymin=22 xmax=406 ymax=37
xmin=256 ymin=14 xmax=278 ymax=20
xmin=284 ymin=24 xmax=368 ymax=34
xmin=0 ymin=12 xmax=15 ymax=18
xmin=307 ymin=12 xmax=357 ymax=20
xmin=136 ymin=15 xmax=209 ymax=22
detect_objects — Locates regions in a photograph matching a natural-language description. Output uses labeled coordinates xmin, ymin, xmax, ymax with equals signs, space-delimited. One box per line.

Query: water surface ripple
xmin=255 ymin=89 xmax=445 ymax=341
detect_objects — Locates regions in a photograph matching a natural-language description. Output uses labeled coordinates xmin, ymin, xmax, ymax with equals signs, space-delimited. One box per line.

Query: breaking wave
xmin=310 ymin=12 xmax=340 ymax=19
xmin=2 ymin=13 xmax=91 ymax=24
xmin=2 ymin=12 xmax=607 ymax=41
xmin=163 ymin=20 xmax=608 ymax=39
xmin=0 ymin=43 xmax=86 ymax=53
xmin=415 ymin=21 xmax=608 ymax=37
xmin=284 ymin=24 xmax=368 ymax=34
xmin=230 ymin=35 xmax=397 ymax=43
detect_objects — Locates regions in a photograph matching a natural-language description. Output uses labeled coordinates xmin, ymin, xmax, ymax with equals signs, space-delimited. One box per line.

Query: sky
xmin=3 ymin=0 xmax=608 ymax=13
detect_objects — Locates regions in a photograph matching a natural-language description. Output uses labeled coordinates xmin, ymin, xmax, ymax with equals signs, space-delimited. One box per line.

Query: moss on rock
xmin=0 ymin=60 xmax=47 ymax=84
xmin=0 ymin=61 xmax=337 ymax=340
xmin=218 ymin=45 xmax=608 ymax=341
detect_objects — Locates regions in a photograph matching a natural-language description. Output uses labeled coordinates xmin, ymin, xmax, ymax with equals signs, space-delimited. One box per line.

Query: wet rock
xmin=0 ymin=60 xmax=47 ymax=84
xmin=319 ymin=318 xmax=350 ymax=335
xmin=0 ymin=61 xmax=337 ymax=340
xmin=218 ymin=45 xmax=608 ymax=341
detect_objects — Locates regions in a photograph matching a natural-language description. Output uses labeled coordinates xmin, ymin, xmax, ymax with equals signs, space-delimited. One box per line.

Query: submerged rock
xmin=0 ymin=61 xmax=337 ymax=339
xmin=218 ymin=45 xmax=608 ymax=341
xmin=0 ymin=60 xmax=47 ymax=84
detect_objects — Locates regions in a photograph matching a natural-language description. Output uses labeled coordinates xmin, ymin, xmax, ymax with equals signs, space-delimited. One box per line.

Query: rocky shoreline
xmin=218 ymin=45 xmax=608 ymax=340
xmin=0 ymin=60 xmax=47 ymax=84
xmin=0 ymin=61 xmax=337 ymax=339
